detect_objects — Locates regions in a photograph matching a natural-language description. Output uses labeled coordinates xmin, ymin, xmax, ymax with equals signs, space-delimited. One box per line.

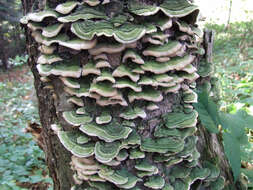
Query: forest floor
xmin=0 ymin=66 xmax=52 ymax=189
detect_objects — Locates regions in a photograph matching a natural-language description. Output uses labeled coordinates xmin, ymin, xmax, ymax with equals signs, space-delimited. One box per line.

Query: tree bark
xmin=22 ymin=1 xmax=74 ymax=189
xmin=22 ymin=0 xmax=237 ymax=189
xmin=0 ymin=30 xmax=9 ymax=70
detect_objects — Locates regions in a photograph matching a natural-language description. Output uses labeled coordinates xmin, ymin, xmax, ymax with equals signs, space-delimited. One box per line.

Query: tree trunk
xmin=0 ymin=30 xmax=9 ymax=70
xmin=22 ymin=0 xmax=237 ymax=189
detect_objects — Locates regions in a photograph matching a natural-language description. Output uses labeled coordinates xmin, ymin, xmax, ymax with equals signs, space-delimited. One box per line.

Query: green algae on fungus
xmin=144 ymin=175 xmax=165 ymax=189
xmin=116 ymin=169 xmax=142 ymax=189
xmin=32 ymin=31 xmax=97 ymax=50
xmin=143 ymin=40 xmax=182 ymax=58
xmin=120 ymin=107 xmax=146 ymax=120
xmin=163 ymin=110 xmax=198 ymax=129
xmin=37 ymin=54 xmax=63 ymax=64
xmin=20 ymin=10 xmax=59 ymax=24
xmin=62 ymin=110 xmax=93 ymax=126
xmin=64 ymin=83 xmax=90 ymax=98
xmin=57 ymin=131 xmax=95 ymax=157
xmin=94 ymin=141 xmax=121 ymax=163
xmin=128 ymin=0 xmax=198 ymax=18
xmin=122 ymin=49 xmax=145 ymax=64
xmin=80 ymin=122 xmax=132 ymax=142
xmin=58 ymin=6 xmax=107 ymax=23
xmin=71 ymin=20 xmax=146 ymax=44
xmin=129 ymin=148 xmax=145 ymax=159
xmin=116 ymin=149 xmax=129 ymax=161
xmin=42 ymin=23 xmax=64 ymax=38
xmin=128 ymin=88 xmax=163 ymax=103
xmin=98 ymin=168 xmax=128 ymax=185
xmin=95 ymin=113 xmax=112 ymax=125
xmin=67 ymin=97 xmax=84 ymax=107
xmin=89 ymin=82 xmax=117 ymax=97
xmin=82 ymin=61 xmax=101 ymax=76
xmin=55 ymin=1 xmax=82 ymax=15
xmin=37 ymin=61 xmax=82 ymax=78
xmin=38 ymin=45 xmax=56 ymax=55
xmin=113 ymin=78 xmax=142 ymax=92
xmin=60 ymin=77 xmax=80 ymax=89
xmin=95 ymin=71 xmax=115 ymax=83
xmin=141 ymin=55 xmax=195 ymax=74
xmin=135 ymin=160 xmax=157 ymax=172
xmin=113 ymin=64 xmax=140 ymax=82
xmin=140 ymin=137 xmax=184 ymax=154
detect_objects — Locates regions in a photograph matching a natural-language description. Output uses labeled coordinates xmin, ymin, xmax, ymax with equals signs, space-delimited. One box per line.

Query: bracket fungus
xmin=113 ymin=78 xmax=142 ymax=92
xmin=128 ymin=88 xmax=163 ymax=103
xmin=128 ymin=0 xmax=198 ymax=18
xmin=95 ymin=113 xmax=112 ymax=125
xmin=141 ymin=55 xmax=195 ymax=74
xmin=143 ymin=41 xmax=183 ymax=57
xmin=112 ymin=64 xmax=140 ymax=82
xmin=37 ymin=62 xmax=82 ymax=78
xmin=57 ymin=130 xmax=95 ymax=157
xmin=68 ymin=97 xmax=84 ymax=107
xmin=163 ymin=110 xmax=198 ymax=129
xmin=80 ymin=122 xmax=132 ymax=142
xmin=144 ymin=176 xmax=165 ymax=189
xmin=98 ymin=168 xmax=128 ymax=185
xmin=21 ymin=10 xmax=59 ymax=24
xmin=140 ymin=137 xmax=184 ymax=154
xmin=120 ymin=107 xmax=146 ymax=120
xmin=116 ymin=149 xmax=129 ymax=161
xmin=94 ymin=141 xmax=121 ymax=163
xmin=129 ymin=148 xmax=145 ymax=159
xmin=63 ymin=110 xmax=93 ymax=126
xmin=135 ymin=160 xmax=158 ymax=172
xmin=57 ymin=6 xmax=107 ymax=23
xmin=22 ymin=0 xmax=225 ymax=188
xmin=61 ymin=77 xmax=80 ymax=89
xmin=42 ymin=23 xmax=64 ymax=38
xmin=55 ymin=2 xmax=82 ymax=15
xmin=122 ymin=50 xmax=145 ymax=65
xmin=71 ymin=20 xmax=147 ymax=44
xmin=117 ymin=173 xmax=142 ymax=189
xmin=37 ymin=54 xmax=63 ymax=64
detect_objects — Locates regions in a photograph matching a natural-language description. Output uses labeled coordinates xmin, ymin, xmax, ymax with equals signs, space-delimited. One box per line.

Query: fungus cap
xmin=80 ymin=122 xmax=132 ymax=142
xmin=62 ymin=110 xmax=93 ymax=126
xmin=57 ymin=131 xmax=95 ymax=157
xmin=144 ymin=176 xmax=165 ymax=189
xmin=94 ymin=141 xmax=121 ymax=163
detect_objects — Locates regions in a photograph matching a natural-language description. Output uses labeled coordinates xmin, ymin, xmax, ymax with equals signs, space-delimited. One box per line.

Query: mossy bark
xmin=22 ymin=0 xmax=237 ymax=189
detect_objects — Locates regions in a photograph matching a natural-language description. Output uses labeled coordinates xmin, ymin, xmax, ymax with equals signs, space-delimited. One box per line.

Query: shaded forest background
xmin=0 ymin=0 xmax=252 ymax=189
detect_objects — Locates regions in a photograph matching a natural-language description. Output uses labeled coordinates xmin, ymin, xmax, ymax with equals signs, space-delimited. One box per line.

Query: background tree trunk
xmin=22 ymin=0 xmax=237 ymax=189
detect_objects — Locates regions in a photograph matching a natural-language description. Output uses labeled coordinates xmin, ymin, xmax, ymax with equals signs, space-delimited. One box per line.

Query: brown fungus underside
xmin=21 ymin=0 xmax=226 ymax=189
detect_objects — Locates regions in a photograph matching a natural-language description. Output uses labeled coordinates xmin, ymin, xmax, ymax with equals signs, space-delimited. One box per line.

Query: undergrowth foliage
xmin=0 ymin=71 xmax=52 ymax=189
xmin=196 ymin=20 xmax=253 ymax=188
xmin=194 ymin=91 xmax=253 ymax=183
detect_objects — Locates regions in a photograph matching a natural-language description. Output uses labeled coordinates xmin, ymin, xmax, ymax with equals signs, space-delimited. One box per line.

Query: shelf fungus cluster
xmin=22 ymin=0 xmax=225 ymax=189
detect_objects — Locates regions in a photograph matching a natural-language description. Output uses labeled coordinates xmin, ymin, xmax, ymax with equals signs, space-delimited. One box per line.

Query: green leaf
xmin=222 ymin=131 xmax=241 ymax=182
xmin=219 ymin=112 xmax=248 ymax=145
xmin=193 ymin=91 xmax=219 ymax=133
xmin=234 ymin=110 xmax=253 ymax=130
xmin=219 ymin=111 xmax=249 ymax=181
